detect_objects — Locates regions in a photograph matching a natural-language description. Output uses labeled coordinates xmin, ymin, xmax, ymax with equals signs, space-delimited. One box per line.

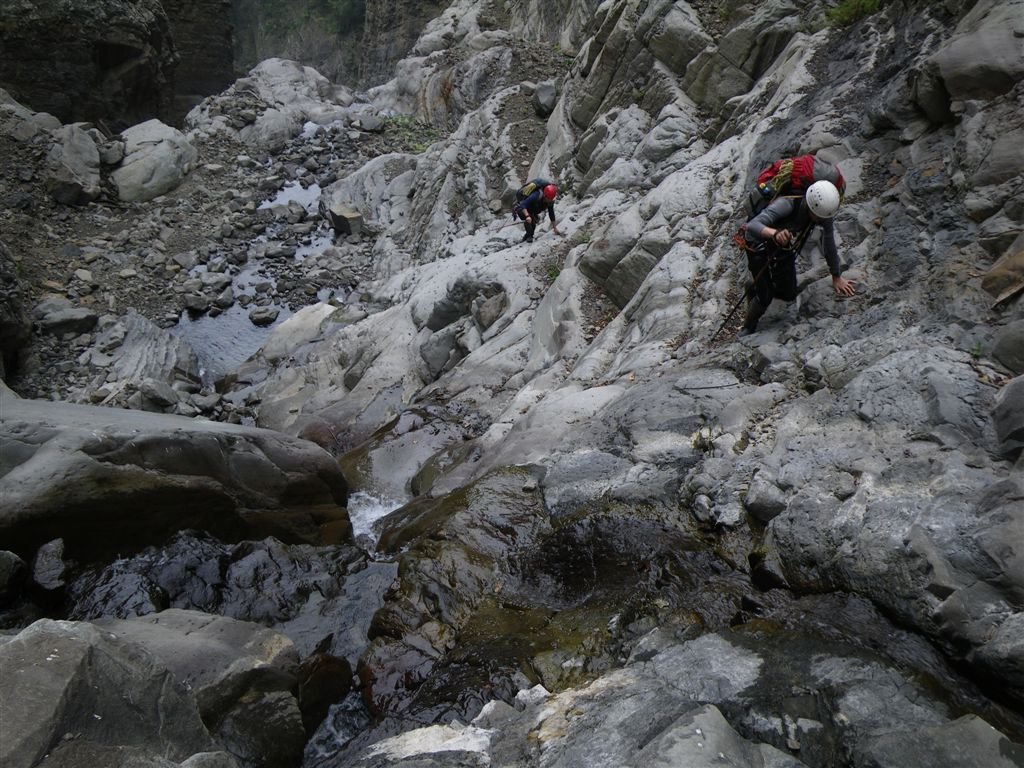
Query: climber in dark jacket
xmin=513 ymin=179 xmax=562 ymax=243
xmin=742 ymin=179 xmax=856 ymax=332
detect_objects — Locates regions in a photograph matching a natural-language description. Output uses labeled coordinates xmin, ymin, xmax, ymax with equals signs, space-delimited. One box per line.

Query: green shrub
xmin=381 ymin=115 xmax=446 ymax=154
xmin=825 ymin=0 xmax=881 ymax=26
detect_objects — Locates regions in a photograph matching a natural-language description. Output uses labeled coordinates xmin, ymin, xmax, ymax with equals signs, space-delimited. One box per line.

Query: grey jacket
xmin=745 ymin=197 xmax=842 ymax=277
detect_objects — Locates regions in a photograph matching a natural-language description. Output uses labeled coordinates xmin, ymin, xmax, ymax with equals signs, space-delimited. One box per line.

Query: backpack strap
xmin=735 ymin=195 xmax=807 ymax=254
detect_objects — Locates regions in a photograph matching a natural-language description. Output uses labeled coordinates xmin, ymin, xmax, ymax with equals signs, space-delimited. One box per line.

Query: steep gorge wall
xmin=163 ymin=0 xmax=235 ymax=123
xmin=505 ymin=0 xmax=598 ymax=51
xmin=0 ymin=0 xmax=177 ymax=130
xmin=359 ymin=0 xmax=450 ymax=86
xmin=0 ymin=0 xmax=234 ymax=129
xmin=231 ymin=0 xmax=449 ymax=90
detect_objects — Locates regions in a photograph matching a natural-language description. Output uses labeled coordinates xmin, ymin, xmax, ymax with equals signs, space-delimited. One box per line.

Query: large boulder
xmin=0 ymin=619 xmax=217 ymax=768
xmin=992 ymin=320 xmax=1024 ymax=375
xmin=0 ymin=87 xmax=61 ymax=142
xmin=0 ymin=0 xmax=176 ymax=130
xmin=111 ymin=119 xmax=197 ymax=202
xmin=93 ymin=610 xmax=305 ymax=768
xmin=927 ymin=0 xmax=1024 ymax=103
xmin=45 ymin=123 xmax=102 ymax=205
xmin=0 ymin=384 xmax=350 ymax=561
xmin=993 ymin=375 xmax=1024 ymax=455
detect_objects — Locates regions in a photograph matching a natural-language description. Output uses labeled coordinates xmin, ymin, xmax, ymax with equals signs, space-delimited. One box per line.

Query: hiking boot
xmin=522 ymin=233 xmax=533 ymax=243
xmin=742 ymin=295 xmax=763 ymax=333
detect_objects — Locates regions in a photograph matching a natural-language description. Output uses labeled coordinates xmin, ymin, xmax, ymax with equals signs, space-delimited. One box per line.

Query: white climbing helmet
xmin=806 ymin=180 xmax=841 ymax=219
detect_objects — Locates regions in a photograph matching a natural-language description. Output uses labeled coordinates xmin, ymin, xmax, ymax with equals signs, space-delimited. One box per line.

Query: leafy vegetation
xmin=570 ymin=229 xmax=592 ymax=246
xmin=825 ymin=0 xmax=883 ymax=26
xmin=239 ymin=0 xmax=365 ymax=39
xmin=231 ymin=0 xmax=365 ymax=79
xmin=382 ymin=115 xmax=446 ymax=154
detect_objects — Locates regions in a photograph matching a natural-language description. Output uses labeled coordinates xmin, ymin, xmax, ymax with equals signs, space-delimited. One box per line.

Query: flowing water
xmin=258 ymin=180 xmax=323 ymax=214
xmin=171 ymin=179 xmax=335 ymax=383
xmin=346 ymin=491 xmax=406 ymax=548
xmin=172 ymin=303 xmax=290 ymax=383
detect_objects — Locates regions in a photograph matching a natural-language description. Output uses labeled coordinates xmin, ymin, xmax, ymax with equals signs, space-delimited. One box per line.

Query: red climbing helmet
xmin=543 ymin=184 xmax=558 ymax=201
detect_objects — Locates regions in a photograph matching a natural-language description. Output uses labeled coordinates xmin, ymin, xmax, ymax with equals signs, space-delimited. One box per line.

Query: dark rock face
xmin=0 ymin=0 xmax=177 ymax=131
xmin=229 ymin=0 xmax=442 ymax=91
xmin=0 ymin=240 xmax=31 ymax=378
xmin=162 ymin=0 xmax=235 ymax=124
xmin=358 ymin=0 xmax=448 ymax=86
xmin=0 ymin=395 xmax=351 ymax=561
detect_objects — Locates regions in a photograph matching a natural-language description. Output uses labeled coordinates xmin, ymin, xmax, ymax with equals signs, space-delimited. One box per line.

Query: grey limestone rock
xmin=993 ymin=375 xmax=1024 ymax=454
xmin=993 ymin=320 xmax=1024 ymax=374
xmin=46 ymin=124 xmax=101 ymax=205
xmin=0 ymin=619 xmax=215 ymax=768
xmin=112 ymin=120 xmax=198 ymax=203
xmin=0 ymin=386 xmax=350 ymax=561
xmin=92 ymin=609 xmax=304 ymax=768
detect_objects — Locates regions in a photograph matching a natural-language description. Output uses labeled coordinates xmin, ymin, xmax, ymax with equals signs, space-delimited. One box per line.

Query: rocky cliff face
xmin=163 ymin=0 xmax=236 ymax=123
xmin=358 ymin=0 xmax=449 ymax=87
xmin=0 ymin=0 xmax=236 ymax=129
xmin=1 ymin=0 xmax=1023 ymax=766
xmin=230 ymin=0 xmax=448 ymax=92
xmin=0 ymin=0 xmax=177 ymax=130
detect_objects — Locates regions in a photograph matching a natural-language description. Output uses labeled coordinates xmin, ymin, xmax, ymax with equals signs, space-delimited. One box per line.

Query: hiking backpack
xmin=733 ymin=155 xmax=844 ymax=253
xmin=512 ymin=178 xmax=551 ymax=218
xmin=746 ymin=154 xmax=846 ymax=217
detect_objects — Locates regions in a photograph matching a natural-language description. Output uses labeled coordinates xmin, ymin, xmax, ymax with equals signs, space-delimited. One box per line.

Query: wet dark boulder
xmin=0 ymin=549 xmax=27 ymax=604
xmin=0 ymin=388 xmax=351 ymax=562
xmin=0 ymin=0 xmax=177 ymax=130
xmin=67 ymin=533 xmax=387 ymax=665
xmin=297 ymin=634 xmax=354 ymax=736
xmin=0 ymin=239 xmax=31 ymax=379
xmin=64 ymin=533 xmax=388 ymax=745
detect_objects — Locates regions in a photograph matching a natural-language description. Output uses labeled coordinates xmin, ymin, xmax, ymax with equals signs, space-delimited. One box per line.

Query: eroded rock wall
xmin=0 ymin=0 xmax=177 ymax=130
xmin=163 ymin=0 xmax=235 ymax=123
xmin=359 ymin=0 xmax=450 ymax=86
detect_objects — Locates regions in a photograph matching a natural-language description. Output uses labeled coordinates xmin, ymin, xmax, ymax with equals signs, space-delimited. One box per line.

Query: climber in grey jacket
xmin=742 ymin=180 xmax=856 ymax=332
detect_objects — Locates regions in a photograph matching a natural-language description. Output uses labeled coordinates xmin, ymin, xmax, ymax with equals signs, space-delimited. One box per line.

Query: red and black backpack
xmin=749 ymin=154 xmax=846 ymax=216
xmin=733 ymin=155 xmax=846 ymax=253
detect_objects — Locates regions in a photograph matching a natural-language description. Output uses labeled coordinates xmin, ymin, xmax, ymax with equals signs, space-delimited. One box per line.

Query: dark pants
xmin=747 ymin=247 xmax=798 ymax=308
xmin=517 ymin=208 xmax=536 ymax=241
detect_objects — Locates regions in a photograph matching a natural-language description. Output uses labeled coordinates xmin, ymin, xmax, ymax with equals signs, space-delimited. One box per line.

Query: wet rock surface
xmin=1 ymin=0 xmax=1023 ymax=767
